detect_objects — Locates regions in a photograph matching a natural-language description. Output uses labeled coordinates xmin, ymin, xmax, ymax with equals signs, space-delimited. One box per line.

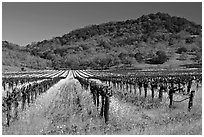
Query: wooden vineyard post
xmin=104 ymin=96 xmax=110 ymax=123
xmin=35 ymin=88 xmax=37 ymax=99
xmin=13 ymin=97 xmax=19 ymax=120
xmin=26 ymin=89 xmax=30 ymax=106
xmin=116 ymin=81 xmax=119 ymax=90
xmin=31 ymin=88 xmax=34 ymax=103
xmin=144 ymin=82 xmax=148 ymax=98
xmin=100 ymin=95 xmax=105 ymax=117
xmin=151 ymin=81 xmax=157 ymax=100
xmin=116 ymin=81 xmax=118 ymax=90
xmin=120 ymin=82 xmax=123 ymax=91
xmin=11 ymin=81 xmax=14 ymax=91
xmin=39 ymin=84 xmax=41 ymax=95
xmin=88 ymin=82 xmax=91 ymax=91
xmin=46 ymin=83 xmax=49 ymax=90
xmin=43 ymin=83 xmax=47 ymax=91
xmin=3 ymin=80 xmax=6 ymax=91
xmin=138 ymin=81 xmax=142 ymax=96
xmin=178 ymin=82 xmax=181 ymax=93
xmin=139 ymin=87 xmax=142 ymax=96
xmin=158 ymin=88 xmax=163 ymax=101
xmin=6 ymin=83 xmax=9 ymax=97
xmin=119 ymin=82 xmax=122 ymax=90
xmin=118 ymin=81 xmax=121 ymax=90
xmin=42 ymin=84 xmax=44 ymax=93
xmin=130 ymin=84 xmax=133 ymax=94
xmin=80 ymin=82 xmax=84 ymax=90
xmin=120 ymin=81 xmax=124 ymax=91
xmin=127 ymin=83 xmax=129 ymax=93
xmin=187 ymin=80 xmax=192 ymax=94
xmin=188 ymin=90 xmax=195 ymax=112
xmin=169 ymin=88 xmax=174 ymax=108
xmin=92 ymin=90 xmax=96 ymax=106
xmin=6 ymin=95 xmax=12 ymax=126
xmin=151 ymin=87 xmax=154 ymax=100
xmin=108 ymin=80 xmax=111 ymax=86
xmin=119 ymin=82 xmax=121 ymax=90
xmin=126 ymin=82 xmax=128 ymax=93
xmin=22 ymin=89 xmax=26 ymax=110
xmin=36 ymin=85 xmax=39 ymax=96
xmin=114 ymin=81 xmax=117 ymax=89
xmin=112 ymin=81 xmax=115 ymax=89
xmin=144 ymin=88 xmax=147 ymax=98
xmin=96 ymin=90 xmax=99 ymax=110
xmin=123 ymin=81 xmax=125 ymax=91
xmin=132 ymin=84 xmax=135 ymax=94
xmin=134 ymin=84 xmax=137 ymax=94
xmin=196 ymin=79 xmax=199 ymax=91
xmin=113 ymin=81 xmax=117 ymax=90
xmin=121 ymin=81 xmax=124 ymax=92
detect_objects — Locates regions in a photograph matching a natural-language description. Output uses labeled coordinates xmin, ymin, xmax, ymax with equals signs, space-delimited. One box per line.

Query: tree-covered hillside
xmin=2 ymin=41 xmax=52 ymax=70
xmin=3 ymin=12 xmax=202 ymax=70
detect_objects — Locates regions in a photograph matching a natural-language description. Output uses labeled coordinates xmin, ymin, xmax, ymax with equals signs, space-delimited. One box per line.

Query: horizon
xmin=2 ymin=2 xmax=202 ymax=46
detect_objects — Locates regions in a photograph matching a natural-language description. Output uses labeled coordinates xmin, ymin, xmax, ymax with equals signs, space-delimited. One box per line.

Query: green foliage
xmin=145 ymin=50 xmax=168 ymax=64
xmin=97 ymin=40 xmax=111 ymax=50
xmin=177 ymin=52 xmax=188 ymax=61
xmin=27 ymin=12 xmax=201 ymax=50
xmin=135 ymin=52 xmax=144 ymax=63
xmin=3 ymin=12 xmax=202 ymax=70
xmin=192 ymin=51 xmax=202 ymax=63
xmin=2 ymin=41 xmax=20 ymax=50
xmin=155 ymin=50 xmax=169 ymax=64
xmin=2 ymin=41 xmax=52 ymax=69
xmin=176 ymin=47 xmax=188 ymax=54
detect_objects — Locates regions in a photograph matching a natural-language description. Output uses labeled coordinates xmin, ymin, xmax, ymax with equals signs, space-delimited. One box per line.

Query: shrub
xmin=192 ymin=51 xmax=202 ymax=63
xmin=155 ymin=50 xmax=168 ymax=64
xmin=176 ymin=47 xmax=187 ymax=54
xmin=135 ymin=52 xmax=144 ymax=63
xmin=177 ymin=52 xmax=188 ymax=60
xmin=21 ymin=67 xmax=26 ymax=71
xmin=146 ymin=50 xmax=168 ymax=64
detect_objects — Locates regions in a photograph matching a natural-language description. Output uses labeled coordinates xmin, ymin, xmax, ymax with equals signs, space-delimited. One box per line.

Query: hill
xmin=3 ymin=12 xmax=202 ymax=70
xmin=2 ymin=41 xmax=52 ymax=70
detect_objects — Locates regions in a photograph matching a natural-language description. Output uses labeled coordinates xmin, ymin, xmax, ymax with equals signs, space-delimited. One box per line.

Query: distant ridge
xmin=3 ymin=12 xmax=202 ymax=70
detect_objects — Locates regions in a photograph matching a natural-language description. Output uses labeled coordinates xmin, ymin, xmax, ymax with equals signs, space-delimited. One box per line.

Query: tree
xmin=176 ymin=47 xmax=187 ymax=54
xmin=98 ymin=40 xmax=112 ymax=50
xmin=192 ymin=51 xmax=202 ymax=64
xmin=155 ymin=50 xmax=168 ymax=64
xmin=52 ymin=54 xmax=62 ymax=69
xmin=146 ymin=50 xmax=168 ymax=64
xmin=21 ymin=67 xmax=26 ymax=71
xmin=135 ymin=52 xmax=143 ymax=63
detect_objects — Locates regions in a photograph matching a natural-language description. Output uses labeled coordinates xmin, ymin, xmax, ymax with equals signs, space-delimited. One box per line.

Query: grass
xmin=3 ymin=76 xmax=202 ymax=135
xmin=2 ymin=65 xmax=36 ymax=73
xmin=107 ymin=82 xmax=202 ymax=135
xmin=111 ymin=52 xmax=198 ymax=70
xmin=3 ymin=77 xmax=107 ymax=135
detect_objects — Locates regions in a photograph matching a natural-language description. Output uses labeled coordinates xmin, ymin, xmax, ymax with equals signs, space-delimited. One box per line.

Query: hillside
xmin=2 ymin=41 xmax=52 ymax=71
xmin=3 ymin=12 xmax=202 ymax=70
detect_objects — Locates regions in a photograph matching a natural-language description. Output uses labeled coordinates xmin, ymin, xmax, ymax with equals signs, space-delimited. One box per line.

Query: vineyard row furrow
xmin=2 ymin=68 xmax=202 ymax=126
xmin=2 ymin=70 xmax=71 ymax=127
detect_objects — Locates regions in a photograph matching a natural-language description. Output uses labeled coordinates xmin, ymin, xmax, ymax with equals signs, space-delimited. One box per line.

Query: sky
xmin=2 ymin=2 xmax=202 ymax=46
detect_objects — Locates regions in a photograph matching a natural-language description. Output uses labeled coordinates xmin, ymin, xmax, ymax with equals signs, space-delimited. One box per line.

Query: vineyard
xmin=2 ymin=68 xmax=202 ymax=135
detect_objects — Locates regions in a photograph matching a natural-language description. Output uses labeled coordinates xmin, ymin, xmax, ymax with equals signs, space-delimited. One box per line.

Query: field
xmin=2 ymin=69 xmax=202 ymax=135
xmin=2 ymin=65 xmax=37 ymax=73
